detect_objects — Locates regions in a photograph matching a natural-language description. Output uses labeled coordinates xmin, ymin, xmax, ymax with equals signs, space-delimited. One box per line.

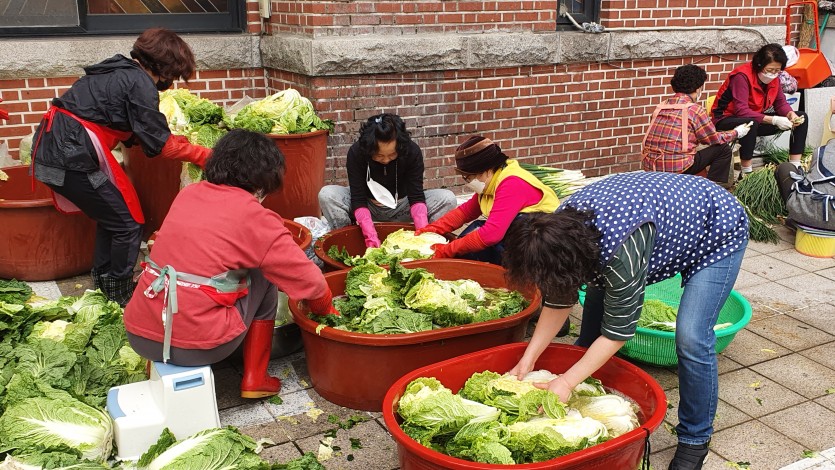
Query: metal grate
xmin=87 ymin=0 xmax=228 ymax=14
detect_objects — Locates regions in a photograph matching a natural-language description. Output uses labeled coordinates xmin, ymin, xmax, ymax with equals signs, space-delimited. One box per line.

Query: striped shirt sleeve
xmin=599 ymin=223 xmax=657 ymax=341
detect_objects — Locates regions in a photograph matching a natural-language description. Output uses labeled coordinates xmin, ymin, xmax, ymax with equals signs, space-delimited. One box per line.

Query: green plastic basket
xmin=578 ymin=275 xmax=752 ymax=367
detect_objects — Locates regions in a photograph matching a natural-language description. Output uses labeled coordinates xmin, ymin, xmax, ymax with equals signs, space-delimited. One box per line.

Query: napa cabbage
xmin=506 ymin=414 xmax=609 ymax=462
xmin=328 ymin=229 xmax=448 ymax=266
xmin=569 ymin=394 xmax=639 ymax=438
xmin=136 ymin=427 xmax=269 ymax=470
xmin=231 ymin=89 xmax=333 ymax=135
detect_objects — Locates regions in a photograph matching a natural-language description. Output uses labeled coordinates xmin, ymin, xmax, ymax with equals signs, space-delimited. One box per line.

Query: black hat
xmin=454 ymin=136 xmax=508 ymax=175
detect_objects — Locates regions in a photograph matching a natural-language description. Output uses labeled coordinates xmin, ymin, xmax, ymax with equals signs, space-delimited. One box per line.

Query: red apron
xmin=31 ymin=107 xmax=145 ymax=224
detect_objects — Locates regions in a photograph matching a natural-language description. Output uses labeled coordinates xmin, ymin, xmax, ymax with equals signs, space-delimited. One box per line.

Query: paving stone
xmin=781 ymin=456 xmax=832 ymax=470
xmin=718 ymin=329 xmax=793 ymax=366
xmin=746 ymin=239 xmax=794 ymax=255
xmin=640 ymin=363 xmax=681 ymax=390
xmin=212 ymin=366 xmax=248 ymax=411
xmin=768 ymin=248 xmax=835 ymax=271
xmin=818 ymin=268 xmax=835 ymax=282
xmin=717 ymin=354 xmax=745 ymax=375
xmin=800 ymin=342 xmax=835 ymax=370
xmin=745 ymin=314 xmax=835 ymax=352
xmin=649 ymin=420 xmax=678 ymax=453
xmin=54 ymin=276 xmax=92 ymax=298
xmin=751 ymin=354 xmax=835 ymax=399
xmin=759 ymin=401 xmax=835 ymax=452
xmin=259 ymin=387 xmax=378 ymax=442
xmin=788 ymin=303 xmax=835 ymax=336
xmin=736 ymin=281 xmax=814 ymax=311
xmin=219 ymin=402 xmax=275 ymax=428
xmin=733 ymin=269 xmax=770 ymax=290
xmin=776 ymin=274 xmax=835 ymax=305
xmin=717 ymin=368 xmax=806 ymax=418
xmin=750 ymin=302 xmax=784 ymax=322
xmin=237 ymin=420 xmax=294 ymax=446
xmin=710 ymin=420 xmax=807 ymax=469
xmin=259 ymin=441 xmax=303 ymax=465
xmin=741 ymin=254 xmax=808 ymax=281
xmin=814 ymin=392 xmax=835 ymax=413
xmin=295 ymin=420 xmax=399 ymax=470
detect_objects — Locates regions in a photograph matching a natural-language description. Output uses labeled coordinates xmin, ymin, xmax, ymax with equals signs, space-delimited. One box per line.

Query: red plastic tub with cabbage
xmin=289 ymin=259 xmax=542 ymax=411
xmin=383 ymin=342 xmax=666 ymax=470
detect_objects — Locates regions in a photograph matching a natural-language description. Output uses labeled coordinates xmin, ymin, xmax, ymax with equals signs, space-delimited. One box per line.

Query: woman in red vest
xmin=711 ymin=43 xmax=808 ymax=180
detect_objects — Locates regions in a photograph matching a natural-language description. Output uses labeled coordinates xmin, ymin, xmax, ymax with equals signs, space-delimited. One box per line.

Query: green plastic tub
xmin=579 ymin=275 xmax=752 ymax=367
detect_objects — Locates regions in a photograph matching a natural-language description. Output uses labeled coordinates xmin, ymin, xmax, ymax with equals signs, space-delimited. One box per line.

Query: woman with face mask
xmin=416 ymin=135 xmax=560 ymax=265
xmin=711 ymin=43 xmax=808 ymax=180
xmin=318 ymin=113 xmax=457 ymax=248
xmin=30 ymin=28 xmax=212 ymax=306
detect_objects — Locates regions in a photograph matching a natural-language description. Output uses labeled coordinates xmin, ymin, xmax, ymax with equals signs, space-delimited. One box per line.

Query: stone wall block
xmin=260 ymin=35 xmax=313 ymax=76
xmin=190 ymin=35 xmax=262 ymax=71
xmin=466 ymin=33 xmax=560 ymax=68
xmin=559 ymin=32 xmax=610 ymax=63
xmin=609 ymin=30 xmax=720 ymax=61
xmin=310 ymin=35 xmax=467 ymax=75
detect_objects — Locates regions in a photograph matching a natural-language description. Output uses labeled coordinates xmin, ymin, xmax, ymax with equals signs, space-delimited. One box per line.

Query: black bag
xmin=786 ymin=141 xmax=835 ymax=231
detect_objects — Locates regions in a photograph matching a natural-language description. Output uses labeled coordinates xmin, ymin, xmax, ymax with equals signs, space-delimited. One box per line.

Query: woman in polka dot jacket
xmin=502 ymin=171 xmax=748 ymax=470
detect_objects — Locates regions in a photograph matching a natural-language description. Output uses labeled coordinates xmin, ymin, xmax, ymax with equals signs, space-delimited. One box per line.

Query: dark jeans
xmin=682 ymin=144 xmax=732 ymax=184
xmin=715 ymin=112 xmax=808 ymax=161
xmin=127 ymin=269 xmax=278 ymax=366
xmin=458 ymin=213 xmax=530 ymax=266
xmin=47 ymin=171 xmax=141 ymax=280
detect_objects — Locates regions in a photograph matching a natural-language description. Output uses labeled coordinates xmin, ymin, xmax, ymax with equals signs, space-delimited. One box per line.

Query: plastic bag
xmin=779 ymin=71 xmax=798 ymax=95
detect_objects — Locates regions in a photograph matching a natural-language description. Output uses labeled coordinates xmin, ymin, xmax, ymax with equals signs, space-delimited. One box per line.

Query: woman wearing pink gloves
xmin=417 ymin=135 xmax=560 ymax=265
xmin=318 ymin=114 xmax=457 ymax=247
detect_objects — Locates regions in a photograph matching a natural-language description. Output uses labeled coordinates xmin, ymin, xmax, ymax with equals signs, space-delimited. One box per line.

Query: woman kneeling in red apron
xmin=123 ymin=129 xmax=338 ymax=399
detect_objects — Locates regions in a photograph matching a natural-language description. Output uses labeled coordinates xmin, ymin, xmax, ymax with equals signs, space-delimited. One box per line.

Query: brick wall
xmin=0 ymin=69 xmax=267 ymax=159
xmin=600 ymin=0 xmax=785 ymax=28
xmin=265 ymin=53 xmax=750 ymax=189
xmin=270 ymin=0 xmax=559 ymax=36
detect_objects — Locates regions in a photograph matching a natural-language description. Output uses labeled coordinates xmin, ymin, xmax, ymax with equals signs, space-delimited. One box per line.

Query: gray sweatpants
xmin=318 ymin=185 xmax=458 ymax=229
xmin=127 ymin=269 xmax=278 ymax=366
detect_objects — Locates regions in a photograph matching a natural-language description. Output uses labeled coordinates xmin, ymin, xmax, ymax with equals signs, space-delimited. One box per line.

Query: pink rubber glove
xmin=353 ymin=207 xmax=380 ymax=248
xmin=410 ymin=202 xmax=429 ymax=229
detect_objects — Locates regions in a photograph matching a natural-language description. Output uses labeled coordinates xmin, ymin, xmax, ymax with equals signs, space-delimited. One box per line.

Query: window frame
xmin=0 ymin=0 xmax=246 ymax=37
xmin=556 ymin=0 xmax=601 ymax=31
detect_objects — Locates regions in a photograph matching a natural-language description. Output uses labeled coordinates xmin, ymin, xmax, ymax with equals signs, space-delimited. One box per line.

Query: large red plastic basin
xmin=261 ymin=129 xmax=328 ymax=221
xmin=123 ymin=145 xmax=182 ymax=241
xmin=283 ymin=219 xmax=313 ymax=251
xmin=313 ymin=222 xmax=416 ymax=271
xmin=383 ymin=343 xmax=667 ymax=470
xmin=289 ymin=259 xmax=542 ymax=411
xmin=0 ymin=165 xmax=96 ymax=281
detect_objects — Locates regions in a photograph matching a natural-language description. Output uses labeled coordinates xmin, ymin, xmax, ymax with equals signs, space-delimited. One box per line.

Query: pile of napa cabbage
xmin=311 ymin=262 xmax=528 ymax=334
xmin=396 ymin=370 xmax=640 ymax=464
xmin=326 ymin=229 xmax=448 ymax=267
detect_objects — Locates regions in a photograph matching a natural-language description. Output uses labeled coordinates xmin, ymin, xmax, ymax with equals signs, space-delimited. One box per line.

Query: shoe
xmin=556 ymin=318 xmax=571 ymax=337
xmin=668 ymin=441 xmax=710 ymax=470
xmin=240 ymin=319 xmax=281 ymax=399
xmin=100 ymin=274 xmax=137 ymax=308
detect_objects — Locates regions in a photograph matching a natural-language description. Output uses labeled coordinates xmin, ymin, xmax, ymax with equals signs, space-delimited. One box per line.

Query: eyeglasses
xmin=462 ymin=174 xmax=477 ymax=183
xmin=762 ymin=68 xmax=782 ymax=74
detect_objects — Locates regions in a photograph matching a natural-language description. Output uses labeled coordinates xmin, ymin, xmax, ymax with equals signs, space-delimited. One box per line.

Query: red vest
xmin=711 ymin=62 xmax=780 ymax=121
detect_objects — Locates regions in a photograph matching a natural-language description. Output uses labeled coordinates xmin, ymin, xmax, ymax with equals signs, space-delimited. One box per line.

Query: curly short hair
xmin=752 ymin=43 xmax=788 ymax=73
xmin=355 ymin=113 xmax=412 ymax=160
xmin=502 ymin=208 xmax=602 ymax=305
xmin=130 ymin=28 xmax=196 ymax=82
xmin=205 ymin=129 xmax=284 ymax=196
xmin=670 ymin=64 xmax=708 ymax=94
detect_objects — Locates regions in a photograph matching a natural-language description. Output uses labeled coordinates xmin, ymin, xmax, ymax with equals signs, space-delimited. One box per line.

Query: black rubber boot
xmin=556 ymin=318 xmax=571 ymax=337
xmin=668 ymin=441 xmax=710 ymax=470
xmin=100 ymin=275 xmax=137 ymax=308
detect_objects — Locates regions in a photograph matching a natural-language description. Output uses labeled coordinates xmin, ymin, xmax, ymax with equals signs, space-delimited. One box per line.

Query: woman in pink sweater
xmin=124 ymin=130 xmax=338 ymax=399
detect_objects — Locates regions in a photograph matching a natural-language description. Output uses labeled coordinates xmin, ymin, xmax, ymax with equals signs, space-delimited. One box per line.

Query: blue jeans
xmin=578 ymin=241 xmax=746 ymax=445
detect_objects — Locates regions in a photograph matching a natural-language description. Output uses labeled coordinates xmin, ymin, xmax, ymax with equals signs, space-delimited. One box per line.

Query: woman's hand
xmin=534 ymin=375 xmax=573 ymax=403
xmin=787 ymin=111 xmax=798 ymax=122
xmin=508 ymin=356 xmax=536 ymax=380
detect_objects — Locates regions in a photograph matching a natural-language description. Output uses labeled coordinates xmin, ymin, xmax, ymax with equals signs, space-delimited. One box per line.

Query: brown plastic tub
xmin=0 ymin=165 xmax=95 ymax=281
xmin=315 ymin=222 xmax=449 ymax=271
xmin=289 ymin=259 xmax=542 ymax=411
xmin=262 ymin=129 xmax=329 ymax=221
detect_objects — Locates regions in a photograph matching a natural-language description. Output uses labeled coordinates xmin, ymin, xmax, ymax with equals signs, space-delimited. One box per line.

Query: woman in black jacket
xmin=31 ymin=28 xmax=212 ymax=306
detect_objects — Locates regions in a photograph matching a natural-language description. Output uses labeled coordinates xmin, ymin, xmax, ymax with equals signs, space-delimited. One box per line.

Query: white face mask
xmin=465 ymin=178 xmax=486 ymax=194
xmin=758 ymin=72 xmax=779 ymax=84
